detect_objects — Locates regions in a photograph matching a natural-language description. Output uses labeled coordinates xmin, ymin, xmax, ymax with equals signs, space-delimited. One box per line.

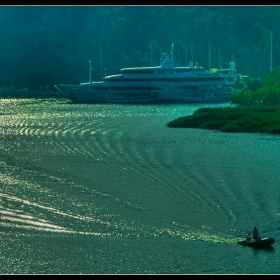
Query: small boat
xmin=237 ymin=237 xmax=275 ymax=248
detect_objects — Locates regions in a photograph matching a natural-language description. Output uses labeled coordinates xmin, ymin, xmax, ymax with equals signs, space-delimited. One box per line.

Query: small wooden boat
xmin=237 ymin=237 xmax=275 ymax=248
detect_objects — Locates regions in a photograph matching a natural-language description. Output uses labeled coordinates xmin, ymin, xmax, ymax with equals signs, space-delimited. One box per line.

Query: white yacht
xmin=55 ymin=44 xmax=236 ymax=103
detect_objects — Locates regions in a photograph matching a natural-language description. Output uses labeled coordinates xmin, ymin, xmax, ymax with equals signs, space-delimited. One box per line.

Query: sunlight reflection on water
xmin=1 ymin=98 xmax=280 ymax=273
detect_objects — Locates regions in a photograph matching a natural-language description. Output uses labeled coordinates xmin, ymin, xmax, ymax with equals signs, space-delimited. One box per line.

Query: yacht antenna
xmin=170 ymin=43 xmax=174 ymax=65
xmin=191 ymin=47 xmax=193 ymax=62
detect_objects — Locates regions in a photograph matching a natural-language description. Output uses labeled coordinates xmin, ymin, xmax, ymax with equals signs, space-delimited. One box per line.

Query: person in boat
xmin=253 ymin=227 xmax=259 ymax=241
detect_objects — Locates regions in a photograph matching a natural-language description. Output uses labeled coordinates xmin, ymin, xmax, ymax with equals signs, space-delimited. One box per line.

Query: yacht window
xmin=122 ymin=70 xmax=154 ymax=74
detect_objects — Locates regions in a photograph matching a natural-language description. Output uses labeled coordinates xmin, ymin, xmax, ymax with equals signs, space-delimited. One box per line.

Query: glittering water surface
xmin=1 ymin=98 xmax=280 ymax=274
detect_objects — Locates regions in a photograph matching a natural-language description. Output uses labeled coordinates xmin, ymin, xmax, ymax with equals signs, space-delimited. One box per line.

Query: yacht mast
xmin=186 ymin=48 xmax=187 ymax=66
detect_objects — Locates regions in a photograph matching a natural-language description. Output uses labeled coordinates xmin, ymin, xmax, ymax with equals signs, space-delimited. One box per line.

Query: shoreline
xmin=0 ymin=90 xmax=64 ymax=98
xmin=167 ymin=105 xmax=280 ymax=135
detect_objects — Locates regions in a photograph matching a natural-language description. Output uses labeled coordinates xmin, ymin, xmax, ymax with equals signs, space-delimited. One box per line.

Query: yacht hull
xmin=55 ymin=82 xmax=234 ymax=103
xmin=55 ymin=84 xmax=107 ymax=103
xmin=106 ymin=91 xmax=158 ymax=103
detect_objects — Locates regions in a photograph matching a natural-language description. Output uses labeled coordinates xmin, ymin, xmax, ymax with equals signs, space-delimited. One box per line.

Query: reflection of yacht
xmin=55 ymin=44 xmax=235 ymax=103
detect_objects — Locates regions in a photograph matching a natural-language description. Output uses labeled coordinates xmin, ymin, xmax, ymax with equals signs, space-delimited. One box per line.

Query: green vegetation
xmin=231 ymin=68 xmax=280 ymax=106
xmin=167 ymin=106 xmax=280 ymax=135
xmin=1 ymin=6 xmax=280 ymax=87
xmin=168 ymin=68 xmax=280 ymax=135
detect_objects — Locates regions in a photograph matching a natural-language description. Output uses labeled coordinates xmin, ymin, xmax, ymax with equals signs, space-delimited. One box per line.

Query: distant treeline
xmin=0 ymin=6 xmax=279 ymax=87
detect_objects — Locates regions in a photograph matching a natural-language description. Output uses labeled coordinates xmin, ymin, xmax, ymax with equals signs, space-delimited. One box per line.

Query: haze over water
xmin=0 ymin=98 xmax=280 ymax=274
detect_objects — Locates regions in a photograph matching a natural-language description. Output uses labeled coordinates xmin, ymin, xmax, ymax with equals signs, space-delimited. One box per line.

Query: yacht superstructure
xmin=55 ymin=44 xmax=236 ymax=103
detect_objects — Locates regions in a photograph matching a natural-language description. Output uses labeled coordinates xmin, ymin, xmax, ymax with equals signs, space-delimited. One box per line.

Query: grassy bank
xmin=167 ymin=105 xmax=280 ymax=134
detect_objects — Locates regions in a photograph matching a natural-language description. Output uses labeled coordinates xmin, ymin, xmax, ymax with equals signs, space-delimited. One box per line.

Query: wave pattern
xmin=1 ymin=98 xmax=280 ymax=245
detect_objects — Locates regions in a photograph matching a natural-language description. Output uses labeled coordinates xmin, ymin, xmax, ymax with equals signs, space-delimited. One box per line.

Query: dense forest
xmin=0 ymin=6 xmax=280 ymax=88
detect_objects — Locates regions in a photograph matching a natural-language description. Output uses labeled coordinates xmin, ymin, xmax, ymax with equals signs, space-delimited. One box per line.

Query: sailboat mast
xmin=89 ymin=59 xmax=92 ymax=83
xmin=208 ymin=42 xmax=211 ymax=71
xmin=191 ymin=47 xmax=193 ymax=62
xmin=100 ymin=45 xmax=103 ymax=79
xmin=218 ymin=48 xmax=220 ymax=69
xmin=270 ymin=31 xmax=273 ymax=71
xmin=151 ymin=43 xmax=153 ymax=67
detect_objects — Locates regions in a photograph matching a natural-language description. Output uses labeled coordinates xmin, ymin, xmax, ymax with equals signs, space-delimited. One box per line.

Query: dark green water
xmin=0 ymin=98 xmax=279 ymax=274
